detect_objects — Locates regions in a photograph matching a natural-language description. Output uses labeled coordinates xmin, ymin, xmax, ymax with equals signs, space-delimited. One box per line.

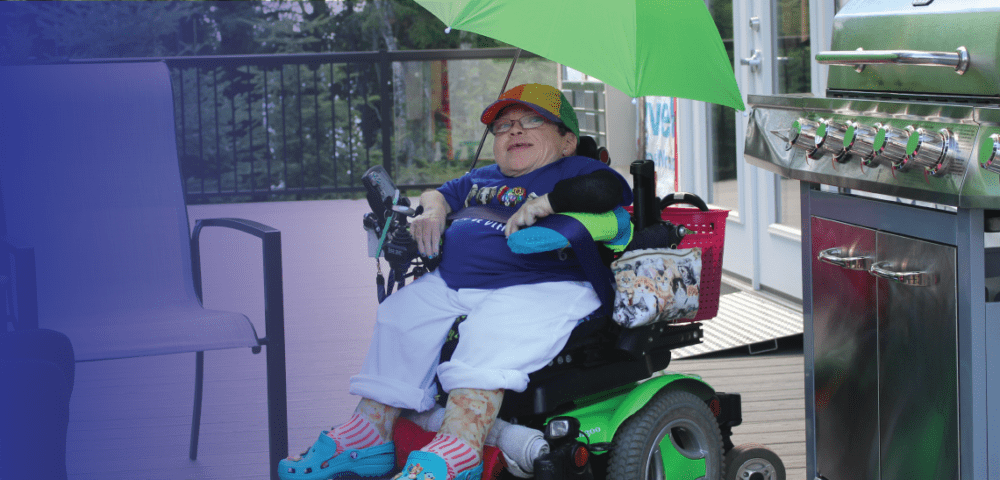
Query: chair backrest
xmin=0 ymin=63 xmax=227 ymax=358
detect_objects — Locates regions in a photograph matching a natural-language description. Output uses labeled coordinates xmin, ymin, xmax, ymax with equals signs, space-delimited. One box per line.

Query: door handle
xmin=740 ymin=49 xmax=761 ymax=72
xmin=817 ymin=247 xmax=872 ymax=271
xmin=869 ymin=261 xmax=938 ymax=286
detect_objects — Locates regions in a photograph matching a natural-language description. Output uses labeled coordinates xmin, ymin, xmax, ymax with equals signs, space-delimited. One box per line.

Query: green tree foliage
xmin=1 ymin=1 xmax=212 ymax=61
xmin=0 ymin=1 xmax=506 ymax=61
xmin=379 ymin=0 xmax=504 ymax=50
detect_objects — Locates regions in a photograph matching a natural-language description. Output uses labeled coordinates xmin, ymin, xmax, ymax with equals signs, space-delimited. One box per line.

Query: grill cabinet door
xmin=811 ymin=217 xmax=879 ymax=480
xmin=876 ymin=231 xmax=958 ymax=480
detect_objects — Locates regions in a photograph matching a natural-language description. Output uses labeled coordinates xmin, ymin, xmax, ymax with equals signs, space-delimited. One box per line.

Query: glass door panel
xmin=775 ymin=0 xmax=810 ymax=229
xmin=707 ymin=0 xmax=738 ymax=212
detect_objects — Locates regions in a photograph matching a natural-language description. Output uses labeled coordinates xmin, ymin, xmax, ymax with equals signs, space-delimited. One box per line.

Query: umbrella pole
xmin=468 ymin=48 xmax=522 ymax=172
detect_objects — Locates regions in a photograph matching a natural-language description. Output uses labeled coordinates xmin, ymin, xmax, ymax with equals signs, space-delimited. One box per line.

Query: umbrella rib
xmin=634 ymin=2 xmax=640 ymax=96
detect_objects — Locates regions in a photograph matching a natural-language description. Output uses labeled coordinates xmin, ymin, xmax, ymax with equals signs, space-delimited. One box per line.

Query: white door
xmin=698 ymin=0 xmax=816 ymax=300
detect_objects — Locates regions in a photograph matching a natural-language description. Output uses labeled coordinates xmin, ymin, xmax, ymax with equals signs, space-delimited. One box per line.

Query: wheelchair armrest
xmin=190 ymin=218 xmax=284 ymax=347
xmin=0 ymin=236 xmax=39 ymax=330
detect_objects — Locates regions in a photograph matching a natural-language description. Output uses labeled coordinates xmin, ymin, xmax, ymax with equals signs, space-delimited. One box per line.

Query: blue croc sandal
xmin=278 ymin=432 xmax=396 ymax=480
xmin=392 ymin=450 xmax=483 ymax=480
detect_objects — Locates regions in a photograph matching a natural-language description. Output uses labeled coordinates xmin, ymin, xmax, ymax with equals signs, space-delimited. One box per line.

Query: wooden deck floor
xmin=63 ymin=199 xmax=805 ymax=480
xmin=671 ymin=352 xmax=806 ymax=479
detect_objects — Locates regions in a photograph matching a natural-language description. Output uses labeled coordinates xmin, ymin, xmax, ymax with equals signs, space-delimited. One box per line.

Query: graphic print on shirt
xmin=463 ymin=184 xmax=539 ymax=208
xmin=479 ymin=186 xmax=498 ymax=205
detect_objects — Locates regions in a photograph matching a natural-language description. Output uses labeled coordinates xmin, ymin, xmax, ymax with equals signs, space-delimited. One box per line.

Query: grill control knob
xmin=981 ymin=133 xmax=1000 ymax=174
xmin=871 ymin=124 xmax=911 ymax=170
xmin=907 ymin=128 xmax=951 ymax=175
xmin=844 ymin=121 xmax=878 ymax=166
xmin=787 ymin=118 xmax=821 ymax=157
xmin=815 ymin=120 xmax=849 ymax=161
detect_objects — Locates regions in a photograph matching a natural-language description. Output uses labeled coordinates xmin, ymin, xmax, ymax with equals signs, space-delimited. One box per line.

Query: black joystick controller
xmin=362 ymin=165 xmax=398 ymax=225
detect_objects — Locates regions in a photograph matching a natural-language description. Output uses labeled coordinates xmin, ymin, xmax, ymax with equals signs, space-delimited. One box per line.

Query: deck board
xmin=671 ymin=352 xmax=807 ymax=479
xmin=62 ymin=199 xmax=806 ymax=480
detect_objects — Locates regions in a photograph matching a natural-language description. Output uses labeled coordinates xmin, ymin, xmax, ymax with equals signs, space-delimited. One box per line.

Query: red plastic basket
xmin=659 ymin=206 xmax=729 ymax=321
xmin=624 ymin=204 xmax=730 ymax=322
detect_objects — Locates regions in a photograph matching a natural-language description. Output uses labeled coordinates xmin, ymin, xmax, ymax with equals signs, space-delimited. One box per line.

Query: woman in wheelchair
xmin=280 ymin=84 xmax=633 ymax=480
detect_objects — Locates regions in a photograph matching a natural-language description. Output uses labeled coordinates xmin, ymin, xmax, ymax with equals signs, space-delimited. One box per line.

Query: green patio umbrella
xmin=416 ymin=0 xmax=745 ymax=111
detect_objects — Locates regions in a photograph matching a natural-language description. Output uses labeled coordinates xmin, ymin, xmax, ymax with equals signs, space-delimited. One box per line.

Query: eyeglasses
xmin=489 ymin=114 xmax=547 ymax=135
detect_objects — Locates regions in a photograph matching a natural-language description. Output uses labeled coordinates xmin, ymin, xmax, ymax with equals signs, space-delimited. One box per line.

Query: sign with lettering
xmin=644 ymin=96 xmax=678 ymax=195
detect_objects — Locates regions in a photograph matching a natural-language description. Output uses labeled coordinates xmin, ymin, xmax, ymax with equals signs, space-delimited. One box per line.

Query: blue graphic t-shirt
xmin=436 ymin=156 xmax=633 ymax=290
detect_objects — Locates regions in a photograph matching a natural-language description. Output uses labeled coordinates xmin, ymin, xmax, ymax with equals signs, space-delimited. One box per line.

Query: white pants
xmin=349 ymin=271 xmax=601 ymax=412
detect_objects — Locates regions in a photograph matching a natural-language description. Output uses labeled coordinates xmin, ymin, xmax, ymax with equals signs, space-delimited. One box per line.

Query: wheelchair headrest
xmin=576 ymin=135 xmax=611 ymax=165
xmin=577 ymin=136 xmax=598 ymax=160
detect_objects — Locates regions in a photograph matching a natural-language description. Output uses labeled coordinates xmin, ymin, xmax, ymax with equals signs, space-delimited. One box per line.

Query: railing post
xmin=378 ymin=47 xmax=393 ymax=177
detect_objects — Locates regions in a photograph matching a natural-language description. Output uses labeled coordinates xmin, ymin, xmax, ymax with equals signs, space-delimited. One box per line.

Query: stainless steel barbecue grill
xmin=743 ymin=1 xmax=1000 ymax=479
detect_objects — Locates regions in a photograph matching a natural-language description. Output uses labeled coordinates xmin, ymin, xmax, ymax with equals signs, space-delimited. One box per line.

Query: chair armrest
xmin=190 ymin=218 xmax=289 ymax=468
xmin=0 ymin=237 xmax=39 ymax=330
xmin=190 ymin=218 xmax=284 ymax=347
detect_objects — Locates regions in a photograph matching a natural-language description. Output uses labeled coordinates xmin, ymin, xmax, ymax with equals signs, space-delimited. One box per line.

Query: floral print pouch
xmin=610 ymin=247 xmax=701 ymax=328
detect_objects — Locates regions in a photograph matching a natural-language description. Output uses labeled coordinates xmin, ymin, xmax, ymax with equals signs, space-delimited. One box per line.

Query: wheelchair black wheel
xmin=723 ymin=444 xmax=785 ymax=480
xmin=607 ymin=390 xmax=723 ymax=480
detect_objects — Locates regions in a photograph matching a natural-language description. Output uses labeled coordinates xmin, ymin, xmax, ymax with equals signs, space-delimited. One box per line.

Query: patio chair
xmin=0 ymin=62 xmax=287 ymax=479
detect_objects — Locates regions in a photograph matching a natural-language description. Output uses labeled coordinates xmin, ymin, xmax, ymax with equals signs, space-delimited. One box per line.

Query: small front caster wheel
xmin=723 ymin=443 xmax=785 ymax=480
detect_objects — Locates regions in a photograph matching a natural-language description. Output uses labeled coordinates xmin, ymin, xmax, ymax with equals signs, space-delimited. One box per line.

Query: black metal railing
xmin=161 ymin=48 xmax=544 ymax=203
xmin=167 ymin=51 xmax=390 ymax=203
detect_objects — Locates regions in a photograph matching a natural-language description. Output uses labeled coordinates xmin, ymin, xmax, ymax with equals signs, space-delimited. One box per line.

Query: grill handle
xmin=869 ymin=261 xmax=938 ymax=287
xmin=817 ymin=248 xmax=872 ymax=271
xmin=816 ymin=47 xmax=969 ymax=75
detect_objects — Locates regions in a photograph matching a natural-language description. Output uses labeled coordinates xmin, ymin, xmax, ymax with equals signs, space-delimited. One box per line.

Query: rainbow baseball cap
xmin=481 ymin=83 xmax=579 ymax=138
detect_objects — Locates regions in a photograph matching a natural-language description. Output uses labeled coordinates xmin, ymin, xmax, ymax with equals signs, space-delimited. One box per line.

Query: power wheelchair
xmin=361 ymin=147 xmax=784 ymax=480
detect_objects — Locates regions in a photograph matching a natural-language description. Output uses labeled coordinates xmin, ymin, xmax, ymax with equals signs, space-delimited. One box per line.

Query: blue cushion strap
xmin=534 ymin=214 xmax=614 ymax=315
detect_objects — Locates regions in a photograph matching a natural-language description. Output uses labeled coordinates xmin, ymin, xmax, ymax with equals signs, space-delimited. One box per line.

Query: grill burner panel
xmin=744 ymin=95 xmax=1000 ymax=208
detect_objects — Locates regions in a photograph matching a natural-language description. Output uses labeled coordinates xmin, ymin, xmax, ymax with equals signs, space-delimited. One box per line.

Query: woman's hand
xmin=505 ymin=194 xmax=555 ymax=237
xmin=412 ymin=190 xmax=450 ymax=257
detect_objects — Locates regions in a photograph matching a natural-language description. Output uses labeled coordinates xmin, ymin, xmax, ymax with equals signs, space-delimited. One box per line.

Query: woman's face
xmin=491 ymin=105 xmax=577 ymax=177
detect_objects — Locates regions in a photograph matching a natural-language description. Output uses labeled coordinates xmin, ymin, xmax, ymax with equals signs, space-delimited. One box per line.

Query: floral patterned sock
xmin=422 ymin=388 xmax=504 ymax=479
